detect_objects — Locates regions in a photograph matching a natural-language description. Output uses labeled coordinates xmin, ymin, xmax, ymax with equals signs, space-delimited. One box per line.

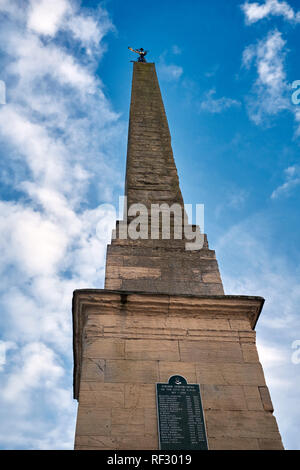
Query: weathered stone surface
xmin=241 ymin=343 xmax=260 ymax=363
xmin=258 ymin=438 xmax=284 ymax=450
xmin=83 ymin=338 xmax=125 ymax=359
xmin=158 ymin=361 xmax=197 ymax=383
xmin=125 ymin=338 xmax=180 ymax=361
xmin=79 ymin=383 xmax=124 ymax=408
xmin=103 ymin=62 xmax=224 ymax=297
xmin=75 ymin=434 xmax=158 ymax=450
xmin=75 ymin=408 xmax=111 ymax=436
xmin=72 ymin=54 xmax=283 ymax=451
xmin=243 ymin=386 xmax=264 ymax=411
xmin=112 ymin=408 xmax=145 ymax=426
xmin=124 ymin=384 xmax=156 ymax=409
xmin=104 ymin=359 xmax=159 ymax=384
xmin=144 ymin=408 xmax=158 ymax=435
xmin=205 ymin=410 xmax=281 ymax=439
xmin=73 ymin=291 xmax=283 ymax=450
xmin=80 ymin=358 xmax=105 ymax=382
xmin=208 ymin=438 xmax=260 ymax=450
xmin=196 ymin=362 xmax=266 ymax=386
xmin=180 ymin=340 xmax=243 ymax=363
xmin=201 ymin=384 xmax=247 ymax=411
xmin=259 ymin=386 xmax=274 ymax=412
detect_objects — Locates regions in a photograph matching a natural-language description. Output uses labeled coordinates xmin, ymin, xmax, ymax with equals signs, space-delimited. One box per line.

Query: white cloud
xmin=242 ymin=30 xmax=296 ymax=126
xmin=241 ymin=0 xmax=300 ymax=24
xmin=0 ymin=0 xmax=123 ymax=449
xmin=217 ymin=215 xmax=300 ymax=333
xmin=0 ymin=202 xmax=68 ymax=276
xmin=200 ymin=89 xmax=241 ymax=113
xmin=27 ymin=0 xmax=70 ymax=36
xmin=158 ymin=63 xmax=183 ymax=81
xmin=216 ymin=214 xmax=300 ymax=449
xmin=0 ymin=341 xmax=77 ymax=449
xmin=2 ymin=342 xmax=64 ymax=403
xmin=256 ymin=340 xmax=290 ymax=367
xmin=67 ymin=7 xmax=115 ymax=54
xmin=215 ymin=188 xmax=248 ymax=218
xmin=205 ymin=64 xmax=220 ymax=78
xmin=7 ymin=33 xmax=97 ymax=93
xmin=157 ymin=52 xmax=183 ymax=82
xmin=172 ymin=45 xmax=182 ymax=55
xmin=271 ymin=165 xmax=300 ymax=198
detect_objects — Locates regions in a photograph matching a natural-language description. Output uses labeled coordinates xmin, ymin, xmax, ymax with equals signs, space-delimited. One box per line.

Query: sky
xmin=0 ymin=0 xmax=299 ymax=450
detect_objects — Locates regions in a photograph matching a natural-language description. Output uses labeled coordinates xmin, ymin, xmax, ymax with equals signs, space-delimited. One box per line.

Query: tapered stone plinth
xmin=73 ymin=290 xmax=283 ymax=450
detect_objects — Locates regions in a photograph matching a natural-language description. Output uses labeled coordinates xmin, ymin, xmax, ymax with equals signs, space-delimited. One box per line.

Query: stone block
xmin=144 ymin=409 xmax=158 ymax=435
xmin=75 ymin=435 xmax=117 ymax=450
xmin=79 ymin=382 xmax=124 ymax=408
xmin=180 ymin=340 xmax=243 ymax=363
xmin=241 ymin=343 xmax=260 ymax=363
xmin=259 ymin=386 xmax=274 ymax=412
xmin=258 ymin=438 xmax=284 ymax=450
xmin=80 ymin=358 xmax=105 ymax=382
xmin=112 ymin=408 xmax=144 ymax=425
xmin=208 ymin=437 xmax=260 ymax=450
xmin=124 ymin=384 xmax=156 ymax=409
xmin=196 ymin=362 xmax=266 ymax=386
xmin=84 ymin=338 xmax=125 ymax=359
xmin=75 ymin=407 xmax=111 ymax=436
xmin=243 ymin=386 xmax=263 ymax=411
xmin=104 ymin=359 xmax=159 ymax=384
xmin=111 ymin=423 xmax=145 ymax=436
xmin=125 ymin=339 xmax=180 ymax=361
xmin=201 ymin=384 xmax=247 ymax=411
xmin=87 ymin=314 xmax=118 ymax=328
xmin=205 ymin=410 xmax=280 ymax=439
xmin=229 ymin=319 xmax=251 ymax=330
xmin=105 ymin=279 xmax=122 ymax=289
xmin=158 ymin=361 xmax=197 ymax=383
xmin=115 ymin=434 xmax=158 ymax=450
xmin=202 ymin=272 xmax=222 ymax=283
xmin=75 ymin=433 xmax=159 ymax=450
xmin=119 ymin=266 xmax=161 ymax=280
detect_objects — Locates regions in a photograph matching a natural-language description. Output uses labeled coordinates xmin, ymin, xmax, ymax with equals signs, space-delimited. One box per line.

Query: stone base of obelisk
xmin=72 ymin=289 xmax=284 ymax=450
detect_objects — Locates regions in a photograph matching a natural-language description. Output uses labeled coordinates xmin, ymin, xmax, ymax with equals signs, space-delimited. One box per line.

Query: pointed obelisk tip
xmin=128 ymin=46 xmax=149 ymax=63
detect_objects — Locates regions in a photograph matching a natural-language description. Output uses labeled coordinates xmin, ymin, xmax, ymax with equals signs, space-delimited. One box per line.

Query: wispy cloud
xmin=242 ymin=30 xmax=289 ymax=123
xmin=199 ymin=89 xmax=241 ymax=114
xmin=242 ymin=28 xmax=300 ymax=135
xmin=271 ymin=165 xmax=300 ymax=198
xmin=0 ymin=0 xmax=124 ymax=449
xmin=216 ymin=214 xmax=300 ymax=448
xmin=205 ymin=64 xmax=220 ymax=78
xmin=241 ymin=0 xmax=300 ymax=25
xmin=215 ymin=188 xmax=248 ymax=218
xmin=172 ymin=44 xmax=182 ymax=55
xmin=241 ymin=1 xmax=300 ymax=135
xmin=27 ymin=0 xmax=71 ymax=36
xmin=157 ymin=51 xmax=183 ymax=82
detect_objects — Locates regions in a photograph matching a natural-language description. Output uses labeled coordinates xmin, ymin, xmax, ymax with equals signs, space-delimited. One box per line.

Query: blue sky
xmin=0 ymin=0 xmax=299 ymax=450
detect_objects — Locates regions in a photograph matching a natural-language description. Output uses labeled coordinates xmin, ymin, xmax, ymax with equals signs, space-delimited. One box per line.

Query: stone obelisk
xmin=72 ymin=62 xmax=284 ymax=450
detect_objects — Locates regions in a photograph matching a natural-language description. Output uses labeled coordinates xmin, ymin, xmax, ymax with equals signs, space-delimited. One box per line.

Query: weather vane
xmin=128 ymin=47 xmax=148 ymax=63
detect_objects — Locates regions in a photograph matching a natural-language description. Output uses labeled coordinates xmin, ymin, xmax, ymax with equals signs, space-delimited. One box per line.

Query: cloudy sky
xmin=0 ymin=0 xmax=299 ymax=450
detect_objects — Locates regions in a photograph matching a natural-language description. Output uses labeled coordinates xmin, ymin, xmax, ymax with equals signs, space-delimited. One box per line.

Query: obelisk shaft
xmin=105 ymin=62 xmax=224 ymax=296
